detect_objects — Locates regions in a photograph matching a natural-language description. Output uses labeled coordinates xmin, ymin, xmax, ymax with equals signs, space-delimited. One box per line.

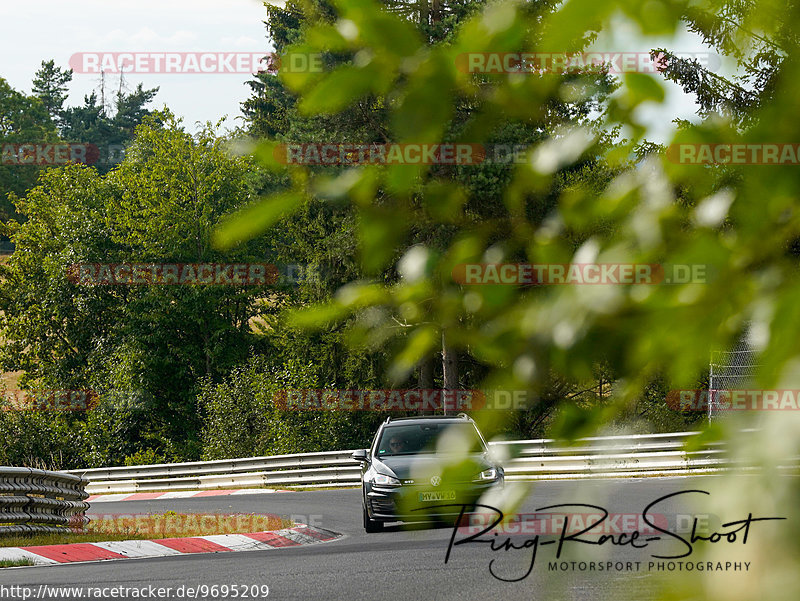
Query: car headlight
xmin=369 ymin=472 xmax=401 ymax=486
xmin=475 ymin=468 xmax=498 ymax=481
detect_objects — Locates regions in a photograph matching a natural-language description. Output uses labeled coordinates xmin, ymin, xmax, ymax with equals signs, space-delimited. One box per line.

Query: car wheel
xmin=363 ymin=503 xmax=383 ymax=533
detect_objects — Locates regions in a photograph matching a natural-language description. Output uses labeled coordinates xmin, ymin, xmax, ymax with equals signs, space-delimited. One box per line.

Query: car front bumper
xmin=364 ymin=477 xmax=504 ymax=522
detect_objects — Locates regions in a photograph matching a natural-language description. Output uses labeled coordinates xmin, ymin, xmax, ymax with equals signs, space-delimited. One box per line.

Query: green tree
xmin=237 ymin=0 xmax=618 ymax=421
xmin=0 ymin=112 xmax=273 ymax=465
xmin=199 ymin=354 xmax=386 ymax=459
xmin=0 ymin=64 xmax=157 ymax=224
xmin=31 ymin=60 xmax=73 ymax=124
xmin=60 ymin=84 xmax=159 ymax=173
xmin=0 ymin=77 xmax=59 ymax=221
xmin=655 ymin=0 xmax=789 ymax=126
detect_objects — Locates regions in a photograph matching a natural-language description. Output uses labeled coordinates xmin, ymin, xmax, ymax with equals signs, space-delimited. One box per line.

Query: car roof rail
xmin=388 ymin=414 xmax=468 ymax=421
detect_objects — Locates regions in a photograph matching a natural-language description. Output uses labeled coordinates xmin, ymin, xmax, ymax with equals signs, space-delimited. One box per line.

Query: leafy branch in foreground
xmin=219 ymin=2 xmax=800 ymax=596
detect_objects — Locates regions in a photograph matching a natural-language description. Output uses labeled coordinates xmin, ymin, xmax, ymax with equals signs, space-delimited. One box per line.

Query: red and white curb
xmin=0 ymin=525 xmax=340 ymax=566
xmin=87 ymin=489 xmax=292 ymax=503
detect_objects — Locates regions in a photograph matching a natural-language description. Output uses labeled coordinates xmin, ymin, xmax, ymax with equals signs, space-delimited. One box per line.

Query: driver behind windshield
xmin=388 ymin=434 xmax=408 ymax=453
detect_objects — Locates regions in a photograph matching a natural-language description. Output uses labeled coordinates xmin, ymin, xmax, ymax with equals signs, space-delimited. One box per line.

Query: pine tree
xmin=31 ymin=60 xmax=73 ymax=125
xmin=655 ymin=0 xmax=792 ymax=126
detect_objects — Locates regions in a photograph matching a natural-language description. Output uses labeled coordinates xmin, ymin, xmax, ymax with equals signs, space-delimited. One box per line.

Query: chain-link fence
xmin=708 ymin=328 xmax=762 ymax=421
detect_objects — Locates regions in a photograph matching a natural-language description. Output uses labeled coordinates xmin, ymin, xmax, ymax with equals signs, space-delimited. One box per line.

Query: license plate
xmin=418 ymin=491 xmax=456 ymax=502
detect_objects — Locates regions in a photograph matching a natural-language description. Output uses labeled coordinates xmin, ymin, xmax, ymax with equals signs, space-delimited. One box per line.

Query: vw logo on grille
xmin=430 ymin=476 xmax=441 ymax=486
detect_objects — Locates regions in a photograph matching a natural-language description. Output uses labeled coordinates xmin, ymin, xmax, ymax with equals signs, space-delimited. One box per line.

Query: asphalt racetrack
xmin=1 ymin=476 xmax=775 ymax=600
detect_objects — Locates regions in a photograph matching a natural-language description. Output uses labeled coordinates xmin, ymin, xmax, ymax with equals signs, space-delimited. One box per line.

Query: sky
xmin=1 ymin=0 xmax=272 ymax=131
xmin=0 ymin=1 xmax=716 ymax=142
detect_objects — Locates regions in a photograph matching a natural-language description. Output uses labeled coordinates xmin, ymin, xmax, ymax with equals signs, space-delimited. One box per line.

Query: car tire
xmin=363 ymin=503 xmax=383 ymax=533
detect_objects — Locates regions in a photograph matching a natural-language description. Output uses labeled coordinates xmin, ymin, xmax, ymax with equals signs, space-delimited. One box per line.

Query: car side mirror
xmin=351 ymin=449 xmax=369 ymax=463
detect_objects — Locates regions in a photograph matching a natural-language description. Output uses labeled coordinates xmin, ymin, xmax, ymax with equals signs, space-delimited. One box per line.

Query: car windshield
xmin=376 ymin=422 xmax=486 ymax=456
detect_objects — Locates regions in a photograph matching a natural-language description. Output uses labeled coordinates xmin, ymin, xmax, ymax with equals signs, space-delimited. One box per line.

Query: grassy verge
xmin=0 ymin=512 xmax=292 ymax=548
xmin=0 ymin=559 xmax=35 ymax=568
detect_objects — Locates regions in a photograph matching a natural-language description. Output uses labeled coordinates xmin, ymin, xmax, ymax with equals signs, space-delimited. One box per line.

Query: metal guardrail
xmin=0 ymin=468 xmax=90 ymax=535
xmin=67 ymin=451 xmax=360 ymax=494
xmin=491 ymin=431 xmax=729 ymax=480
xmin=62 ymin=431 xmax=792 ymax=495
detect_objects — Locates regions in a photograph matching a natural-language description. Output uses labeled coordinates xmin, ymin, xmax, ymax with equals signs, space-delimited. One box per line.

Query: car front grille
xmin=369 ymin=497 xmax=396 ymax=514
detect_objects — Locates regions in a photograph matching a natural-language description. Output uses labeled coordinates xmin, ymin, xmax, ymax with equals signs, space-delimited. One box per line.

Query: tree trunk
xmin=431 ymin=0 xmax=442 ymax=24
xmin=418 ymin=354 xmax=434 ymax=388
xmin=419 ymin=0 xmax=429 ymax=25
xmin=442 ymin=329 xmax=458 ymax=414
xmin=417 ymin=353 xmax=435 ymax=415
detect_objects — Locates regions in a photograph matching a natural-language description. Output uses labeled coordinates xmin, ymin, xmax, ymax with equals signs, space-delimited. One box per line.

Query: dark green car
xmin=352 ymin=414 xmax=504 ymax=533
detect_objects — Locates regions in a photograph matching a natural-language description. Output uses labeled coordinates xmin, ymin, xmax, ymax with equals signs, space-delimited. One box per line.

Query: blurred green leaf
xmin=213 ymin=192 xmax=303 ymax=249
xmin=623 ymin=72 xmax=665 ymax=106
xmin=299 ymin=64 xmax=385 ymax=115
